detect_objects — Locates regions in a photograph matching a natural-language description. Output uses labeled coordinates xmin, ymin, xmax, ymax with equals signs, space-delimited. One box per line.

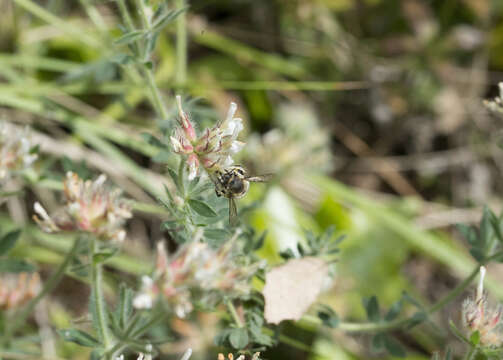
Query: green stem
xmin=304 ymin=265 xmax=481 ymax=333
xmin=89 ymin=237 xmax=113 ymax=349
xmin=226 ymin=299 xmax=244 ymax=328
xmin=12 ymin=0 xmax=100 ymax=47
xmin=116 ymin=0 xmax=169 ymax=120
xmin=175 ymin=0 xmax=187 ymax=85
xmin=143 ymin=68 xmax=169 ymax=120
xmin=465 ymin=347 xmax=478 ymax=360
xmin=4 ymin=236 xmax=82 ymax=344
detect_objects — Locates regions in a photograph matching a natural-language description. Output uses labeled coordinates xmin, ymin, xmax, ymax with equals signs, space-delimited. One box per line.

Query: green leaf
xmin=385 ymin=299 xmax=403 ymax=321
xmin=0 ymin=259 xmax=36 ymax=273
xmin=92 ymin=248 xmax=119 ymax=264
xmin=383 ymin=336 xmax=406 ymax=358
xmin=90 ymin=349 xmax=104 ymax=360
xmin=480 ymin=206 xmax=493 ymax=248
xmin=318 ymin=309 xmax=339 ymax=328
xmin=188 ymin=199 xmax=217 ymax=217
xmin=167 ymin=168 xmax=182 ymax=193
xmin=470 ymin=330 xmax=481 ymax=346
xmin=445 ymin=348 xmax=452 ymax=360
xmin=449 ymin=319 xmax=470 ymax=344
xmin=114 ymin=30 xmax=144 ymax=45
xmin=140 ymin=132 xmax=165 ymax=148
xmin=229 ymin=327 xmax=249 ymax=349
xmin=214 ymin=328 xmax=232 ymax=346
xmin=363 ymin=296 xmax=380 ymax=322
xmin=456 ymin=223 xmax=477 ymax=245
xmin=152 ymin=7 xmax=188 ymax=32
xmin=371 ymin=333 xmax=385 ymax=351
xmin=152 ymin=150 xmax=172 ymax=163
xmin=109 ymin=53 xmax=135 ymax=65
xmin=490 ymin=211 xmax=503 ymax=243
xmin=57 ymin=329 xmax=100 ymax=347
xmin=0 ymin=230 xmax=21 ymax=256
xmin=117 ymin=283 xmax=133 ymax=328
xmin=204 ymin=228 xmax=230 ymax=241
xmin=405 ymin=311 xmax=427 ymax=330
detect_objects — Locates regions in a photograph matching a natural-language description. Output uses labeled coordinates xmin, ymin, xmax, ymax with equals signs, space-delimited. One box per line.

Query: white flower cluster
xmin=0 ymin=121 xmax=37 ymax=181
xmin=170 ymin=96 xmax=244 ymax=180
xmin=34 ymin=172 xmax=132 ymax=242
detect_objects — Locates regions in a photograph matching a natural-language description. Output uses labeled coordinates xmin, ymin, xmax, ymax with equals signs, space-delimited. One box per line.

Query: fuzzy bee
xmin=211 ymin=165 xmax=272 ymax=225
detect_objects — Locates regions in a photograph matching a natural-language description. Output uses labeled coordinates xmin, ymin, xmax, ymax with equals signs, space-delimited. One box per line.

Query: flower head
xmin=462 ymin=267 xmax=503 ymax=347
xmin=0 ymin=272 xmax=41 ymax=311
xmin=170 ymin=96 xmax=245 ymax=179
xmin=0 ymin=122 xmax=38 ymax=181
xmin=133 ymin=239 xmax=261 ymax=317
xmin=218 ymin=353 xmax=261 ymax=360
xmin=33 ymin=172 xmax=132 ymax=242
xmin=484 ymin=83 xmax=503 ymax=116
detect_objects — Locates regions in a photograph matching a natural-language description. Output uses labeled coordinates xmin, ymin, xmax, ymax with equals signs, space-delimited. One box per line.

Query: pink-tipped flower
xmin=462 ymin=267 xmax=503 ymax=347
xmin=0 ymin=122 xmax=38 ymax=181
xmin=0 ymin=272 xmax=41 ymax=311
xmin=170 ymin=96 xmax=245 ymax=179
xmin=33 ymin=172 xmax=132 ymax=242
xmin=133 ymin=240 xmax=261 ymax=317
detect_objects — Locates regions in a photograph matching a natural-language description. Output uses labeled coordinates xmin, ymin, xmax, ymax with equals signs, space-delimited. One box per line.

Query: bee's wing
xmin=229 ymin=197 xmax=238 ymax=226
xmin=246 ymin=174 xmax=274 ymax=183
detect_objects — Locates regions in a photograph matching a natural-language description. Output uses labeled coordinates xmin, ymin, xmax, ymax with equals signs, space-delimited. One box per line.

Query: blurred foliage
xmin=2 ymin=0 xmax=503 ymax=359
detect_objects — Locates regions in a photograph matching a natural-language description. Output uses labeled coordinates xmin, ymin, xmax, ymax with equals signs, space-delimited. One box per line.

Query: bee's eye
xmin=229 ymin=178 xmax=244 ymax=193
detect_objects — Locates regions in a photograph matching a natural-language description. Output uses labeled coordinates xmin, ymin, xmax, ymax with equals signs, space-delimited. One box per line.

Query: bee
xmin=212 ymin=165 xmax=272 ymax=225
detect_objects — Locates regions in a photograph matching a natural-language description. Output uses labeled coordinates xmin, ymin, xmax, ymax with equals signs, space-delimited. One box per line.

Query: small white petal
xmin=179 ymin=349 xmax=193 ymax=360
xmin=95 ymin=174 xmax=107 ymax=187
xmin=230 ymin=140 xmax=245 ymax=154
xmin=142 ymin=275 xmax=154 ymax=287
xmin=225 ymin=102 xmax=238 ymax=124
xmin=34 ymin=202 xmax=51 ymax=221
xmin=133 ymin=293 xmax=153 ymax=309
xmin=170 ymin=136 xmax=181 ymax=152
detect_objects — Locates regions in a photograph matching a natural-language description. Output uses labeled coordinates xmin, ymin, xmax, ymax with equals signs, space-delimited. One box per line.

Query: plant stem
xmin=115 ymin=0 xmax=169 ymax=120
xmin=89 ymin=236 xmax=113 ymax=349
xmin=175 ymin=0 xmax=187 ymax=85
xmin=226 ymin=299 xmax=244 ymax=328
xmin=13 ymin=0 xmax=100 ymax=47
xmin=143 ymin=68 xmax=169 ymax=120
xmin=3 ymin=236 xmax=82 ymax=345
xmin=465 ymin=347 xmax=478 ymax=360
xmin=304 ymin=265 xmax=481 ymax=333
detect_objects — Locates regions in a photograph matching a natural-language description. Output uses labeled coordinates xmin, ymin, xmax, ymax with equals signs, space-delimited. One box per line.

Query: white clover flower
xmin=462 ymin=267 xmax=503 ymax=347
xmin=170 ymin=96 xmax=246 ymax=178
xmin=0 ymin=122 xmax=38 ymax=181
xmin=33 ymin=172 xmax=132 ymax=242
xmin=133 ymin=276 xmax=155 ymax=309
xmin=133 ymin=241 xmax=259 ymax=317
xmin=0 ymin=272 xmax=41 ymax=311
xmin=484 ymin=83 xmax=503 ymax=116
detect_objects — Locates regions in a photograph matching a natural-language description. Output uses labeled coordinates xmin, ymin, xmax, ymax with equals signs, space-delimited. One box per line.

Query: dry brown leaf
xmin=263 ymin=257 xmax=328 ymax=324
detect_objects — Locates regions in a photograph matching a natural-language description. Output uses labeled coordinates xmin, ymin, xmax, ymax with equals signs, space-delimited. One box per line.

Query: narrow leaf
xmin=383 ymin=336 xmax=406 ymax=358
xmin=114 ymin=30 xmax=144 ymax=45
xmin=57 ymin=329 xmax=100 ymax=347
xmin=0 ymin=230 xmax=21 ymax=256
xmin=188 ymin=199 xmax=217 ymax=217
xmin=0 ymin=259 xmax=35 ymax=273
xmin=364 ymin=296 xmax=380 ymax=322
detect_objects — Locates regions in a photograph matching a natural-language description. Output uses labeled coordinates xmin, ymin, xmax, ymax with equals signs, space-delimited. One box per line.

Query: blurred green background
xmin=2 ymin=0 xmax=503 ymax=359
